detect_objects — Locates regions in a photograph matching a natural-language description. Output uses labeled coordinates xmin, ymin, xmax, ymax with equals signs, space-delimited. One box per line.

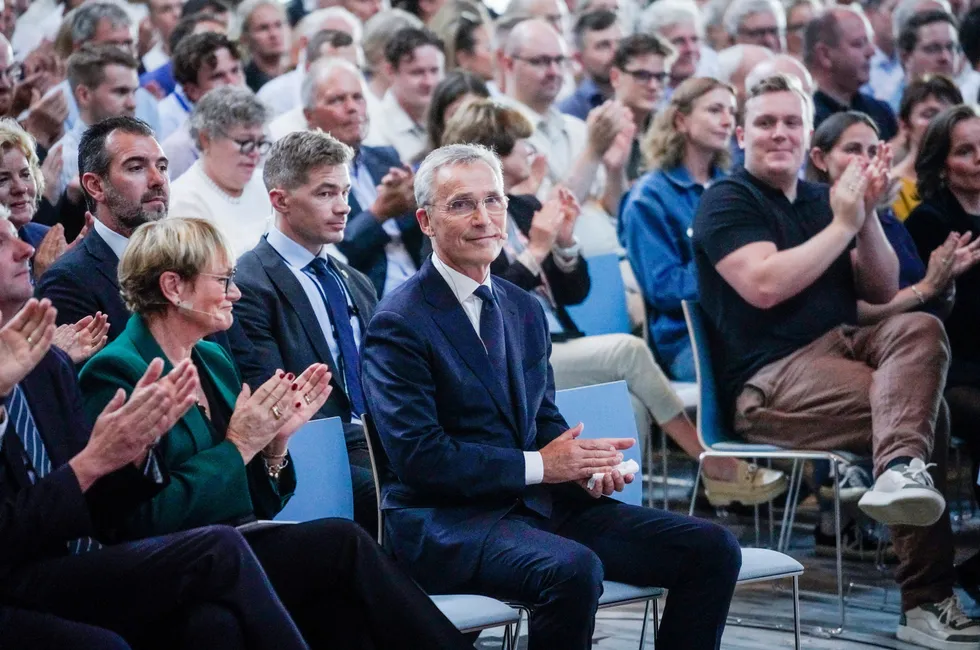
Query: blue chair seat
xmin=430 ymin=594 xmax=520 ymax=633
xmin=738 ymin=548 xmax=804 ymax=584
xmin=598 ymin=581 xmax=665 ymax=608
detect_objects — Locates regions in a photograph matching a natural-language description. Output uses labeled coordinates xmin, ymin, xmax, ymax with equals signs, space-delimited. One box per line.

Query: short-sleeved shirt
xmin=692 ymin=168 xmax=858 ymax=411
xmin=813 ymin=89 xmax=898 ymax=143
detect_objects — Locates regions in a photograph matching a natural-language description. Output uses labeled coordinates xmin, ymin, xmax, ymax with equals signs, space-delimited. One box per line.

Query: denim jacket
xmin=620 ymin=164 xmax=726 ymax=366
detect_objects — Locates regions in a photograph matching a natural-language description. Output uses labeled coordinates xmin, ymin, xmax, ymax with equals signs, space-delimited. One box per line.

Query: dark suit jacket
xmin=35 ymin=228 xmax=268 ymax=386
xmin=490 ymin=194 xmax=590 ymax=339
xmin=337 ymin=146 xmax=426 ymax=297
xmin=0 ymin=348 xmax=161 ymax=579
xmin=235 ymin=237 xmax=378 ymax=448
xmin=77 ymin=315 xmax=297 ymax=541
xmin=361 ymin=258 xmax=574 ymax=593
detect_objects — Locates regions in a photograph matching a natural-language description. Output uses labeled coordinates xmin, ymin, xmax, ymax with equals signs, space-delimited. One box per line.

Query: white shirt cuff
xmin=524 ymin=451 xmax=544 ymax=485
xmin=551 ymin=238 xmax=581 ymax=272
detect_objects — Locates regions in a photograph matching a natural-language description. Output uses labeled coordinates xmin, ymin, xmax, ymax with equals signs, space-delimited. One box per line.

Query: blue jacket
xmin=361 ymin=258 xmax=572 ymax=593
xmin=621 ymin=165 xmax=725 ymax=367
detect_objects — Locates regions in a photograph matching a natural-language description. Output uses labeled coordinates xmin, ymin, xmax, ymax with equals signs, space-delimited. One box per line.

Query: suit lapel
xmin=497 ymin=289 xmax=528 ymax=444
xmin=85 ymin=230 xmax=121 ymax=289
xmin=420 ymin=261 xmax=520 ymax=435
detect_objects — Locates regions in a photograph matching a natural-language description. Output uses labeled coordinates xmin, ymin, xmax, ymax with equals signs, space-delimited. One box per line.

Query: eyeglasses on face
xmin=622 ymin=69 xmax=669 ymax=84
xmin=230 ymin=138 xmax=272 ymax=155
xmin=738 ymin=26 xmax=783 ymax=40
xmin=512 ymin=54 xmax=568 ymax=69
xmin=429 ymin=194 xmax=509 ymax=218
xmin=200 ymin=268 xmax=237 ymax=293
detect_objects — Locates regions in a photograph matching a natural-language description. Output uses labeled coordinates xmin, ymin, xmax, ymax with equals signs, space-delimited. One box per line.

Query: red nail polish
xmin=291 ymin=383 xmax=298 ymax=390
xmin=278 ymin=371 xmax=285 ymax=378
xmin=287 ymin=373 xmax=295 ymax=380
xmin=295 ymin=402 xmax=301 ymax=408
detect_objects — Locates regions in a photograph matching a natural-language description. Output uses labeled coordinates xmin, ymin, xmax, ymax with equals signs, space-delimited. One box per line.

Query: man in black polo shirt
xmin=693 ymin=72 xmax=980 ymax=649
xmin=804 ymin=5 xmax=898 ymax=140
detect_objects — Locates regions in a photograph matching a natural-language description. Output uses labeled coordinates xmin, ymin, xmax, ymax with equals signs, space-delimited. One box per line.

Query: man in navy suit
xmin=361 ymin=143 xmax=742 ymax=650
xmin=302 ymin=59 xmax=425 ymax=297
xmin=0 ymin=216 xmax=310 ymax=650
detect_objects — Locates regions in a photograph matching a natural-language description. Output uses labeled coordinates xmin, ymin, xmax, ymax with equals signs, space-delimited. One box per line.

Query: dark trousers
xmin=0 ymin=525 xmax=309 ymax=650
xmin=244 ymin=518 xmax=473 ymax=650
xmin=0 ymin=608 xmax=131 ymax=649
xmin=456 ymin=497 xmax=741 ymax=650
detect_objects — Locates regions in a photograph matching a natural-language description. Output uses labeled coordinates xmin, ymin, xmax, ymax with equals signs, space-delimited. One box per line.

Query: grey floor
xmin=473 ymin=455 xmax=980 ymax=649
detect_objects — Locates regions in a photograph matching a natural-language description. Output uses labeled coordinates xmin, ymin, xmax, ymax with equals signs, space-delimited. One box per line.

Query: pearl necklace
xmin=198 ymin=163 xmax=244 ymax=205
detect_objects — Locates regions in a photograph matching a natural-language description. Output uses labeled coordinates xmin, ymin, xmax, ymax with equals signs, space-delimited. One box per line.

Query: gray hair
xmin=639 ymin=0 xmax=704 ymax=36
xmin=723 ymin=0 xmax=785 ymax=35
xmin=702 ymin=0 xmax=734 ymax=28
xmin=263 ymin=130 xmax=354 ymax=192
xmin=301 ymin=58 xmax=364 ymax=110
xmin=300 ymin=7 xmax=364 ymax=42
xmin=238 ymin=0 xmax=285 ymax=33
xmin=363 ymin=9 xmax=421 ymax=70
xmin=891 ymin=0 xmax=950 ymax=38
xmin=745 ymin=53 xmax=813 ymax=92
xmin=189 ymin=86 xmax=268 ymax=148
xmin=415 ymin=143 xmax=504 ymax=208
xmin=715 ymin=43 xmax=773 ymax=82
xmin=71 ymin=2 xmax=132 ymax=47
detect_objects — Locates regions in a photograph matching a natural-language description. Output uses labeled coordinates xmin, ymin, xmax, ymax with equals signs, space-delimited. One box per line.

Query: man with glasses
xmin=609 ymin=33 xmax=676 ymax=182
xmin=361 ymin=142 xmax=742 ymax=650
xmin=559 ymin=9 xmax=622 ymax=121
xmin=724 ymin=0 xmax=786 ymax=52
xmin=806 ymin=6 xmax=899 ymax=140
xmin=890 ymin=9 xmax=965 ymax=111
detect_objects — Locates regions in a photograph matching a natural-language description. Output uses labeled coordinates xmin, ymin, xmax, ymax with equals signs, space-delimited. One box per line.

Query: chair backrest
xmin=274 ymin=417 xmax=354 ymax=522
xmin=566 ymin=253 xmax=632 ymax=336
xmin=681 ymin=300 xmax=736 ymax=450
xmin=555 ymin=380 xmax=643 ymax=507
xmin=361 ymin=412 xmax=386 ymax=546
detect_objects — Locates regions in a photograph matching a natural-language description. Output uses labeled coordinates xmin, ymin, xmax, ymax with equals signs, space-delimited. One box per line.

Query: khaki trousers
xmin=734 ymin=312 xmax=954 ymax=610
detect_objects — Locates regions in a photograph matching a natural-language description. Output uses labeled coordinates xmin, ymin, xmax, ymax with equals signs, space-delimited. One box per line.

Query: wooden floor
xmin=474 ymin=457 xmax=980 ymax=649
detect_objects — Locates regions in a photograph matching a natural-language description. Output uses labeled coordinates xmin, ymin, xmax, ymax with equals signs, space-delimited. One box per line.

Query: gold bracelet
xmin=910 ymin=284 xmax=927 ymax=306
xmin=265 ymin=456 xmax=289 ymax=481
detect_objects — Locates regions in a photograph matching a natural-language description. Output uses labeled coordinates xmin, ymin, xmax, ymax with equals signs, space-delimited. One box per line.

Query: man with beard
xmin=559 ymin=10 xmax=622 ymax=120
xmin=36 ymin=116 xmax=265 ymax=386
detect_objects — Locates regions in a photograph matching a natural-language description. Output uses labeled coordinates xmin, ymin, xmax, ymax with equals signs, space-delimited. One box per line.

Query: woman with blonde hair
xmin=622 ymin=76 xmax=736 ymax=381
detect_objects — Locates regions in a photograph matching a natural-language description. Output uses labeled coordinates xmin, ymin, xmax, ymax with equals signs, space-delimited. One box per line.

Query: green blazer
xmin=78 ymin=314 xmax=297 ymax=541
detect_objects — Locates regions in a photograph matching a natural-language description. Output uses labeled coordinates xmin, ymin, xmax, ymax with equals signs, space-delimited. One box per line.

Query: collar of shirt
xmin=871 ymin=46 xmax=900 ymax=72
xmin=573 ymin=78 xmax=605 ymax=106
xmin=92 ymin=218 xmax=130 ymax=260
xmin=735 ymin=167 xmax=824 ymax=205
xmin=662 ymin=164 xmax=725 ymax=190
xmin=501 ymin=95 xmax=564 ymax=135
xmin=266 ymin=224 xmax=329 ymax=269
xmin=381 ymin=90 xmax=425 ymax=137
xmin=431 ymin=251 xmax=492 ymax=306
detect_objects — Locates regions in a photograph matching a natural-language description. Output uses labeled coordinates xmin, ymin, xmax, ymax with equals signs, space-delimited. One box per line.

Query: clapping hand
xmin=33 ymin=223 xmax=68 ymax=278
xmin=861 ymin=143 xmax=892 ymax=216
xmin=0 ymin=298 xmax=56 ymax=397
xmin=602 ymin=120 xmax=637 ymax=174
xmin=830 ymin=158 xmax=870 ymax=234
xmin=949 ymin=231 xmax=980 ymax=278
xmin=577 ymin=467 xmax=635 ymax=499
xmin=371 ymin=166 xmax=416 ymax=220
xmin=539 ymin=422 xmax=635 ymax=485
xmin=52 ymin=312 xmax=110 ymax=364
xmin=553 ymin=185 xmax=580 ymax=248
xmin=510 ymin=153 xmax=548 ymax=197
xmin=586 ymin=101 xmax=631 ymax=159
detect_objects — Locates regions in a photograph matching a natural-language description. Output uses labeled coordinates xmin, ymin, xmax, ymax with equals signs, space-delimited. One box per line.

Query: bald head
xmin=746 ymin=53 xmax=814 ymax=94
xmin=718 ymin=43 xmax=773 ymax=104
xmin=505 ymin=0 xmax=568 ymax=36
xmin=504 ymin=19 xmax=567 ymax=110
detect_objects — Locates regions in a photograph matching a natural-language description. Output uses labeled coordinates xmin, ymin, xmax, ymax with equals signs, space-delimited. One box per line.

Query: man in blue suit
xmin=302 ymin=59 xmax=425 ymax=297
xmin=361 ymin=143 xmax=743 ymax=650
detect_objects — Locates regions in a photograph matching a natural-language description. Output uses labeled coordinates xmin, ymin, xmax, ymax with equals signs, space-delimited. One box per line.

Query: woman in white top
xmin=169 ymin=85 xmax=273 ymax=258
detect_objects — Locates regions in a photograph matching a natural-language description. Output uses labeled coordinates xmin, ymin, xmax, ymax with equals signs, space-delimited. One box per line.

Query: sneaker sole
xmin=897 ymin=624 xmax=980 ymax=650
xmin=858 ymin=488 xmax=945 ymax=527
xmin=705 ymin=476 xmax=788 ymax=507
xmin=818 ymin=486 xmax=869 ymax=503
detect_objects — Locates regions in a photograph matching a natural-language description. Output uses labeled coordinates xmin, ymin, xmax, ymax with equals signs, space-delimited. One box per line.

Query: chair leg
xmin=660 ymin=426 xmax=669 ymax=511
xmin=777 ymin=460 xmax=800 ymax=552
xmin=782 ymin=464 xmax=805 ymax=551
xmin=512 ymin=608 xmax=524 ymax=649
xmin=767 ymin=458 xmax=775 ymax=548
xmin=792 ymin=575 xmax=802 ymax=650
xmin=832 ymin=460 xmax=845 ymax=630
xmin=689 ymin=456 xmax=704 ymax=516
xmin=638 ymin=600 xmax=650 ymax=650
xmin=501 ymin=624 xmax=511 ymax=650
xmin=652 ymin=597 xmax=660 ymax=647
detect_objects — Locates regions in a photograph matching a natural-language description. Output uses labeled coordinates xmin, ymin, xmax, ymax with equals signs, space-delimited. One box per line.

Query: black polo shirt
xmin=813 ymin=89 xmax=898 ymax=142
xmin=692 ymin=168 xmax=858 ymax=413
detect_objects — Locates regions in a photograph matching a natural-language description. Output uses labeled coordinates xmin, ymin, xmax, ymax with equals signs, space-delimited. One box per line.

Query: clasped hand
xmin=539 ymin=423 xmax=635 ymax=498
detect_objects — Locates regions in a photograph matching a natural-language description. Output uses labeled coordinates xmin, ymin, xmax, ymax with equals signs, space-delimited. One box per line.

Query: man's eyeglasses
xmin=429 ymin=195 xmax=509 ymax=218
xmin=0 ymin=63 xmax=23 ymax=82
xmin=231 ymin=138 xmax=272 ymax=155
xmin=513 ymin=55 xmax=568 ymax=69
xmin=738 ymin=26 xmax=783 ymax=40
xmin=622 ymin=69 xmax=669 ymax=84
xmin=918 ymin=41 xmax=961 ymax=56
xmin=200 ymin=269 xmax=237 ymax=293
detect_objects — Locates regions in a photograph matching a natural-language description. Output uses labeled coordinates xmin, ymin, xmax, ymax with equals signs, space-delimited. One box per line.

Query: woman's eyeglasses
xmin=200 ymin=269 xmax=237 ymax=293
xmin=231 ymin=138 xmax=272 ymax=155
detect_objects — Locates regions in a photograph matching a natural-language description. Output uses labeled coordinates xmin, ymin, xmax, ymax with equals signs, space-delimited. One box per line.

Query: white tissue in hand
xmin=586 ymin=459 xmax=640 ymax=490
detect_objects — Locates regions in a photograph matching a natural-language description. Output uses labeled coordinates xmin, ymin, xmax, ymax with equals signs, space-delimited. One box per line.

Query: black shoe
xmin=814 ymin=520 xmax=897 ymax=563
xmin=956 ymin=551 xmax=980 ymax=605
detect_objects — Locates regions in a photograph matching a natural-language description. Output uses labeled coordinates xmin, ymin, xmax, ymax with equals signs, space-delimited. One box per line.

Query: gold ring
xmin=271 ymin=405 xmax=282 ymax=420
xmin=26 ymin=336 xmax=32 ymax=344
xmin=304 ymin=393 xmax=312 ymax=405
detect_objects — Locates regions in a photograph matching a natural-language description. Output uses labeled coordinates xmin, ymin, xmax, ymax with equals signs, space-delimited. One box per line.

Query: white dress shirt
xmin=142 ymin=41 xmax=170 ymax=74
xmin=269 ymin=106 xmax=309 ymax=142
xmin=156 ymin=86 xmax=193 ymax=141
xmin=363 ymin=90 xmax=427 ymax=162
xmin=161 ymin=122 xmax=199 ymax=181
xmin=93 ymin=218 xmax=131 ymax=260
xmin=257 ymin=68 xmax=304 ymax=119
xmin=430 ymin=252 xmax=545 ymax=485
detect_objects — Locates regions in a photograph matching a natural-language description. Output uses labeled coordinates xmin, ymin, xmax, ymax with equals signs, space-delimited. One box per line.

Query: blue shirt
xmin=813 ymin=89 xmax=898 ymax=142
xmin=878 ymin=207 xmax=926 ymax=289
xmin=557 ymin=78 xmax=607 ymax=121
xmin=621 ymin=164 xmax=726 ymax=366
xmin=140 ymin=61 xmax=177 ymax=97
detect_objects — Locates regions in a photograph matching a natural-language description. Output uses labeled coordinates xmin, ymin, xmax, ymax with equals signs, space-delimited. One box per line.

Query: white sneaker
xmin=898 ymin=596 xmax=980 ymax=650
xmin=819 ymin=461 xmax=873 ymax=503
xmin=857 ymin=459 xmax=945 ymax=526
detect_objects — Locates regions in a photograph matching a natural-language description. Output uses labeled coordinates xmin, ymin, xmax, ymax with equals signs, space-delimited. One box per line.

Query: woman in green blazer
xmin=79 ymin=217 xmax=472 ymax=650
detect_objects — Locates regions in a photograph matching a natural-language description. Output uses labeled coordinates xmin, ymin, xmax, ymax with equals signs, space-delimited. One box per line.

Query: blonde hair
xmin=0 ymin=118 xmax=44 ymax=199
xmin=641 ymin=76 xmax=735 ymax=173
xmin=119 ymin=218 xmax=233 ymax=316
xmin=440 ymin=99 xmax=532 ymax=156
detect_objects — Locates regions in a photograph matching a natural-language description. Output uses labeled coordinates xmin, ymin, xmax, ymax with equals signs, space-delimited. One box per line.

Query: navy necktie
xmin=474 ymin=285 xmax=508 ymax=391
xmin=306 ymin=257 xmax=367 ymax=418
xmin=5 ymin=385 xmax=101 ymax=554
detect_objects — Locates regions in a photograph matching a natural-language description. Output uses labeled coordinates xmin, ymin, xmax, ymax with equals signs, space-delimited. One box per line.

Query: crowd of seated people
xmin=4 ymin=0 xmax=980 ymax=647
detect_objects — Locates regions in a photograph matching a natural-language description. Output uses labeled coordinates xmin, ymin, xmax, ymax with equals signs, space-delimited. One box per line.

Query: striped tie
xmin=5 ymin=385 xmax=102 ymax=555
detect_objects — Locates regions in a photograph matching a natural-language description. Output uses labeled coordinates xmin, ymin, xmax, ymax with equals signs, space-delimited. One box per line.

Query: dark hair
xmin=421 ymin=70 xmax=490 ymax=161
xmin=573 ymin=9 xmax=618 ymax=51
xmin=897 ymin=9 xmax=957 ymax=57
xmin=305 ymin=28 xmax=355 ymax=63
xmin=168 ymin=12 xmax=225 ymax=53
xmin=897 ymin=74 xmax=962 ymax=125
xmin=66 ymin=44 xmax=139 ymax=93
xmin=78 ymin=116 xmax=155 ymax=210
xmin=172 ymin=32 xmax=240 ymax=86
xmin=383 ymin=27 xmax=444 ymax=69
xmin=441 ymin=99 xmax=533 ymax=157
xmin=916 ymin=104 xmax=980 ymax=200
xmin=805 ymin=111 xmax=879 ymax=183
xmin=181 ymin=0 xmax=231 ymax=18
xmin=960 ymin=8 xmax=980 ymax=69
xmin=613 ymin=33 xmax=674 ymax=70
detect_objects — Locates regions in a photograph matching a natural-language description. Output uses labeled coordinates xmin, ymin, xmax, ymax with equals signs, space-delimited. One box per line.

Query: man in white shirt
xmin=863 ymin=0 xmax=904 ymax=101
xmin=142 ymin=0 xmax=183 ymax=72
xmin=364 ymin=26 xmax=444 ymax=162
xmin=639 ymin=0 xmax=708 ymax=98
xmin=301 ymin=58 xmax=423 ymax=296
